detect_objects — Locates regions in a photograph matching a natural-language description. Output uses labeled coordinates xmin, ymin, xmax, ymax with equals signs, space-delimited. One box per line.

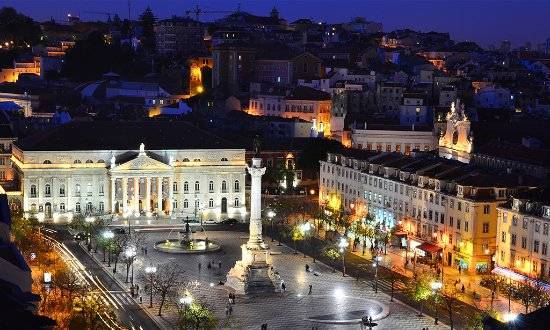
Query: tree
xmin=139 ymin=6 xmax=156 ymax=53
xmin=437 ymin=283 xmax=463 ymax=330
xmin=386 ymin=266 xmax=404 ymax=302
xmin=481 ymin=274 xmax=500 ymax=309
xmin=110 ymin=232 xmax=129 ymax=273
xmin=323 ymin=246 xmax=341 ymax=272
xmin=54 ymin=267 xmax=86 ymax=302
xmin=0 ymin=7 xmax=41 ymax=47
xmin=177 ymin=301 xmax=217 ymax=330
xmin=153 ymin=264 xmax=184 ymax=316
xmin=516 ymin=279 xmax=546 ymax=313
xmin=71 ymin=293 xmax=111 ymax=330
xmin=406 ymin=271 xmax=435 ymax=317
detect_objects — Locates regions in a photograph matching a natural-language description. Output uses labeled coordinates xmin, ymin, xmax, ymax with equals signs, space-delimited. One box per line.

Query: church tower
xmin=270 ymin=7 xmax=279 ymax=19
xmin=438 ymin=100 xmax=474 ymax=163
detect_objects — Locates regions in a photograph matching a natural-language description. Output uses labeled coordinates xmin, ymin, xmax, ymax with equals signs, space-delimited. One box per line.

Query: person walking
xmin=461 ymin=284 xmax=465 ymax=293
xmin=219 ymin=261 xmax=222 ymax=269
xmin=308 ymin=284 xmax=312 ymax=295
xmin=207 ymin=262 xmax=212 ymax=270
xmin=198 ymin=262 xmax=202 ymax=272
xmin=281 ymin=283 xmax=286 ymax=291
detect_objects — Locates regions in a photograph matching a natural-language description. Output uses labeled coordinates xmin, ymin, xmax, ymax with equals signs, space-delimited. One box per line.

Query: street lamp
xmin=503 ymin=312 xmax=517 ymax=323
xmin=430 ymin=281 xmax=443 ymax=325
xmin=373 ymin=255 xmax=383 ymax=293
xmin=179 ymin=294 xmax=193 ymax=312
xmin=267 ymin=210 xmax=276 ymax=242
xmin=338 ymin=237 xmax=349 ymax=277
xmin=144 ymin=266 xmax=157 ymax=308
xmin=103 ymin=230 xmax=114 ymax=266
xmin=125 ymin=246 xmax=137 ymax=289
xmin=299 ymin=222 xmax=313 ymax=258
xmin=85 ymin=216 xmax=95 ymax=247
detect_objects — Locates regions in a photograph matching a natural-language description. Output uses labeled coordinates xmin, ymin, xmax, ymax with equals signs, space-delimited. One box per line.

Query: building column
xmin=133 ymin=177 xmax=139 ymax=214
xmin=66 ymin=177 xmax=72 ymax=213
xmin=122 ymin=177 xmax=128 ymax=215
xmin=167 ymin=176 xmax=173 ymax=214
xmin=110 ymin=177 xmax=116 ymax=214
xmin=157 ymin=177 xmax=163 ymax=214
xmin=145 ymin=177 xmax=151 ymax=213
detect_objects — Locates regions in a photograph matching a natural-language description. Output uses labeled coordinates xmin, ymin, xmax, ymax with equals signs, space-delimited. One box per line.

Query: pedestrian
xmin=228 ymin=304 xmax=233 ymax=315
xmin=461 ymin=284 xmax=465 ymax=293
xmin=305 ymin=264 xmax=310 ymax=272
xmin=219 ymin=261 xmax=222 ymax=269
xmin=207 ymin=262 xmax=212 ymax=270
xmin=139 ymin=295 xmax=142 ymax=304
xmin=136 ymin=284 xmax=139 ymax=294
xmin=225 ymin=305 xmax=229 ymax=316
xmin=198 ymin=262 xmax=202 ymax=272
xmin=281 ymin=282 xmax=286 ymax=291
xmin=308 ymin=284 xmax=312 ymax=295
xmin=144 ymin=247 xmax=148 ymax=255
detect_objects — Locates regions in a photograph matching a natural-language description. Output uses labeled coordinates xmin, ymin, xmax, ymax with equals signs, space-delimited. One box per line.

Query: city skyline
xmin=4 ymin=0 xmax=550 ymax=48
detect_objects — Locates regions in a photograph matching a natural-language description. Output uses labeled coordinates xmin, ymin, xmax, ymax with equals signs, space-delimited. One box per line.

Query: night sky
xmin=3 ymin=0 xmax=549 ymax=47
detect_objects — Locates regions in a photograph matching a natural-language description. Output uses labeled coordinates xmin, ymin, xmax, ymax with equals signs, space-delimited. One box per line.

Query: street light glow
xmin=145 ymin=266 xmax=157 ymax=273
xmin=102 ymin=230 xmax=114 ymax=239
xmin=503 ymin=312 xmax=517 ymax=322
xmin=180 ymin=295 xmax=193 ymax=305
xmin=430 ymin=281 xmax=443 ymax=291
xmin=267 ymin=210 xmax=276 ymax=218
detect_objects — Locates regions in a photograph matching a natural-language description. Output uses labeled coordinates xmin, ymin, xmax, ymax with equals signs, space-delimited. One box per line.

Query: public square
xmin=87 ymin=227 xmax=449 ymax=329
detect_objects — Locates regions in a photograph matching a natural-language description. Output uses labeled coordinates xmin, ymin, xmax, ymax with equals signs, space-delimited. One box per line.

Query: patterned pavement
xmin=90 ymin=230 xmax=450 ymax=329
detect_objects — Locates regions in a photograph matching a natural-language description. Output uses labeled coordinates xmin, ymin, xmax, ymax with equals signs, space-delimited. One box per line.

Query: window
xmin=521 ymin=237 xmax=527 ymax=249
xmin=511 ymin=234 xmax=517 ymax=246
xmin=99 ymin=202 xmax=104 ymax=213
xmin=544 ymin=223 xmax=549 ymax=236
xmin=465 ymin=221 xmax=469 ymax=232
xmin=99 ymin=184 xmax=104 ymax=196
xmin=234 ymin=198 xmax=239 ymax=207
xmin=195 ymin=199 xmax=200 ymax=209
xmin=43 ymin=160 xmax=51 ymax=164
xmin=86 ymin=159 xmax=93 ymax=163
xmin=76 ymin=202 xmax=81 ymax=213
xmin=183 ymin=199 xmax=189 ymax=208
xmin=59 ymin=203 xmax=65 ymax=211
xmin=457 ymin=219 xmax=461 ymax=230
xmin=30 ymin=184 xmax=37 ymax=198
xmin=184 ymin=181 xmax=189 ymax=193
xmin=512 ymin=216 xmax=518 ymax=226
xmin=543 ymin=243 xmax=548 ymax=256
xmin=534 ymin=240 xmax=540 ymax=253
xmin=449 ymin=216 xmax=454 ymax=227
xmin=221 ymin=158 xmax=228 ymax=161
xmin=194 ymin=181 xmax=200 ymax=192
xmin=483 ymin=205 xmax=490 ymax=214
xmin=482 ymin=223 xmax=489 ymax=233
xmin=208 ymin=198 xmax=214 ymax=208
xmin=75 ymin=184 xmax=81 ymax=196
xmin=221 ymin=180 xmax=227 ymax=192
xmin=234 ymin=180 xmax=240 ymax=192
xmin=87 ymin=183 xmax=92 ymax=196
xmin=523 ymin=219 xmax=528 ymax=229
xmin=501 ymin=231 xmax=506 ymax=243
xmin=74 ymin=160 xmax=81 ymax=164
xmin=535 ymin=222 xmax=540 ymax=233
xmin=45 ymin=184 xmax=51 ymax=197
xmin=86 ymin=202 xmax=93 ymax=213
xmin=458 ymin=202 xmax=462 ymax=211
xmin=173 ymin=200 xmax=177 ymax=210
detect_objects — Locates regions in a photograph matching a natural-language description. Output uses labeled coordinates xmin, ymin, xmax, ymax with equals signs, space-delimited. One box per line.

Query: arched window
xmin=85 ymin=159 xmax=93 ymax=163
xmin=208 ymin=198 xmax=214 ymax=208
xmin=234 ymin=198 xmax=239 ymax=207
xmin=74 ymin=160 xmax=81 ymax=164
xmin=97 ymin=159 xmax=105 ymax=163
xmin=59 ymin=203 xmax=65 ymax=211
xmin=75 ymin=202 xmax=81 ymax=213
xmin=30 ymin=184 xmax=37 ymax=198
xmin=173 ymin=182 xmax=178 ymax=193
xmin=182 ymin=158 xmax=190 ymax=162
xmin=221 ymin=158 xmax=228 ymax=161
xmin=183 ymin=181 xmax=189 ymax=193
xmin=43 ymin=160 xmax=51 ymax=164
xmin=234 ymin=180 xmax=240 ymax=192
xmin=195 ymin=199 xmax=200 ymax=209
xmin=86 ymin=202 xmax=93 ymax=213
xmin=183 ymin=199 xmax=189 ymax=208
xmin=45 ymin=184 xmax=51 ymax=197
xmin=221 ymin=180 xmax=227 ymax=192
xmin=193 ymin=159 xmax=201 ymax=162
xmin=194 ymin=181 xmax=200 ymax=192
xmin=209 ymin=181 xmax=214 ymax=192
xmin=59 ymin=185 xmax=65 ymax=196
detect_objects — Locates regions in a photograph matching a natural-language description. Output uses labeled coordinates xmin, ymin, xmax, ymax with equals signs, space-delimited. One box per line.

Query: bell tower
xmin=438 ymin=100 xmax=474 ymax=163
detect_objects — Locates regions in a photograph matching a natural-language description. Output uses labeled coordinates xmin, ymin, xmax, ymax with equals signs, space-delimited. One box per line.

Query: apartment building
xmin=497 ymin=186 xmax=550 ymax=281
xmin=319 ymin=149 xmax=535 ymax=273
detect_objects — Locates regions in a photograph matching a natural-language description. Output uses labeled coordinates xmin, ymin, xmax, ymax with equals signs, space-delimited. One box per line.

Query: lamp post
xmin=300 ymin=222 xmax=313 ymax=258
xmin=103 ymin=230 xmax=114 ymax=267
xmin=430 ymin=280 xmax=442 ymax=325
xmin=373 ymin=255 xmax=383 ymax=293
xmin=125 ymin=246 xmax=137 ymax=288
xmin=85 ymin=216 xmax=95 ymax=248
xmin=338 ymin=237 xmax=349 ymax=277
xmin=267 ymin=210 xmax=276 ymax=242
xmin=145 ymin=266 xmax=157 ymax=308
xmin=179 ymin=294 xmax=193 ymax=312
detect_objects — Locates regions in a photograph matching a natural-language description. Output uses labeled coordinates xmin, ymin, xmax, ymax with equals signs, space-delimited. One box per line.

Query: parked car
xmin=73 ymin=232 xmax=88 ymax=241
xmin=221 ymin=218 xmax=238 ymax=226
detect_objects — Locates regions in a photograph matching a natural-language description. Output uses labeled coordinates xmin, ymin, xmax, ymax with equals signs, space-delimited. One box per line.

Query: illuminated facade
xmin=438 ymin=100 xmax=473 ymax=163
xmin=497 ymin=189 xmax=550 ymax=281
xmin=11 ymin=122 xmax=247 ymax=223
xmin=319 ymin=150 xmax=531 ymax=273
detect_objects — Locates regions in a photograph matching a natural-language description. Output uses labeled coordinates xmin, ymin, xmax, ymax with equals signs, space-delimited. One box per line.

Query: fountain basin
xmin=154 ymin=238 xmax=221 ymax=254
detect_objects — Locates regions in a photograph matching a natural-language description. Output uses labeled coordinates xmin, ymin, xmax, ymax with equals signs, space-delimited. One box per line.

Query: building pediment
xmin=111 ymin=152 xmax=172 ymax=173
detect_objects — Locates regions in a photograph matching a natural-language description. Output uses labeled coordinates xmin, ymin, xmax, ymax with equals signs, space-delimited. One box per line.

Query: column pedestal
xmin=226 ymin=157 xmax=282 ymax=295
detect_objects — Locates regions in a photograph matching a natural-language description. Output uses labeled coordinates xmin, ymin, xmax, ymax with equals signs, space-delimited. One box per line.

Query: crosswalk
xmin=361 ymin=278 xmax=407 ymax=294
xmin=108 ymin=290 xmax=138 ymax=306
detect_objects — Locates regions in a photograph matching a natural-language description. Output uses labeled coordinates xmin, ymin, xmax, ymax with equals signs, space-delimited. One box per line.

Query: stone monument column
xmin=247 ymin=158 xmax=266 ymax=249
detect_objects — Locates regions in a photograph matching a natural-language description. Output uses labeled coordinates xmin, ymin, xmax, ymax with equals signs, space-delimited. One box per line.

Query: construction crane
xmin=85 ymin=11 xmax=117 ymax=21
xmin=185 ymin=5 xmax=234 ymax=22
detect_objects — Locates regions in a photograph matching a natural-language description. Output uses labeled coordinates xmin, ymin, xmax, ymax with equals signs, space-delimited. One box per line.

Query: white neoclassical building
xmin=11 ymin=121 xmax=247 ymax=222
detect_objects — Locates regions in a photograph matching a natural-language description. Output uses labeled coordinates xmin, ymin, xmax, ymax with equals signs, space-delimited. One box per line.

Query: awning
xmin=415 ymin=242 xmax=442 ymax=254
xmin=394 ymin=231 xmax=408 ymax=237
xmin=492 ymin=266 xmax=550 ymax=292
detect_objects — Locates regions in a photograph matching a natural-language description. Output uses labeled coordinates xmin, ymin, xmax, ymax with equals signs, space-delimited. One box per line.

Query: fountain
xmin=154 ymin=222 xmax=221 ymax=254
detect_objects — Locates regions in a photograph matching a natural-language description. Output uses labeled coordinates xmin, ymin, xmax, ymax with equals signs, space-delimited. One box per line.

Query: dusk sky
xmin=3 ymin=0 xmax=549 ymax=47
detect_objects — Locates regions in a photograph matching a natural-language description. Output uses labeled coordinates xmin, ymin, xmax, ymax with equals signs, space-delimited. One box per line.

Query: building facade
xmin=11 ymin=122 xmax=247 ymax=223
xmin=438 ymin=100 xmax=473 ymax=163
xmin=319 ymin=150 xmax=531 ymax=273
xmin=351 ymin=126 xmax=437 ymax=154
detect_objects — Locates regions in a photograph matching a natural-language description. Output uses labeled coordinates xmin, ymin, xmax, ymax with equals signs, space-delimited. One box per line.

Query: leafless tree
xmin=517 ymin=279 xmax=546 ymax=313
